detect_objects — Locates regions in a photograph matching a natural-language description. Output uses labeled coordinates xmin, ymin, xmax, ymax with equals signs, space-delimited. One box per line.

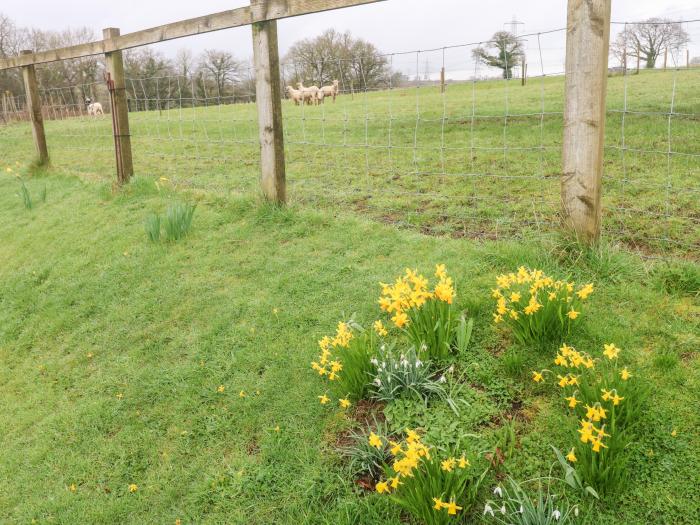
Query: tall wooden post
xmin=103 ymin=28 xmax=133 ymax=185
xmin=251 ymin=2 xmax=286 ymax=204
xmin=521 ymin=58 xmax=527 ymax=86
xmin=20 ymin=51 xmax=49 ymax=165
xmin=561 ymin=0 xmax=611 ymax=243
xmin=663 ymin=47 xmax=668 ymax=70
xmin=622 ymin=48 xmax=627 ymax=75
xmin=440 ymin=67 xmax=445 ymax=93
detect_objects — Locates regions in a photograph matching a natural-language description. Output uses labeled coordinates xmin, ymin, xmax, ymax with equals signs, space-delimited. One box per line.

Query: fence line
xmin=1 ymin=1 xmax=699 ymax=257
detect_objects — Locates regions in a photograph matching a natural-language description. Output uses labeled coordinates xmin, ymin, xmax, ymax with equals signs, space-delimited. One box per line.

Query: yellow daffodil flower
xmin=318 ymin=394 xmax=330 ymax=405
xmin=375 ymin=481 xmax=389 ymax=494
xmin=567 ymin=309 xmax=579 ymax=320
xmin=565 ymin=395 xmax=579 ymax=408
xmin=445 ymin=500 xmax=463 ymax=515
xmin=433 ymin=497 xmax=445 ymax=510
xmin=532 ymin=371 xmax=544 ymax=383
xmin=620 ymin=368 xmax=631 ymax=380
xmin=566 ymin=448 xmax=577 ymax=462
xmin=368 ymin=432 xmax=383 ymax=449
xmin=603 ymin=343 xmax=620 ymax=360
xmin=339 ymin=398 xmax=351 ymax=409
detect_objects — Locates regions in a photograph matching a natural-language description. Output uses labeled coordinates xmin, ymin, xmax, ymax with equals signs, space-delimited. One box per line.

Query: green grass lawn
xmin=1 ymin=68 xmax=698 ymax=256
xmin=0 ymin=170 xmax=698 ymax=523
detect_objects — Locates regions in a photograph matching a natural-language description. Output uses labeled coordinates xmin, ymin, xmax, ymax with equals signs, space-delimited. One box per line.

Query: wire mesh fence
xmin=1 ymin=19 xmax=698 ymax=258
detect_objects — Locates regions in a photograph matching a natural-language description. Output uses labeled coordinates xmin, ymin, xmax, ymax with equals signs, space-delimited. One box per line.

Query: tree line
xmin=0 ymin=14 xmax=400 ymax=112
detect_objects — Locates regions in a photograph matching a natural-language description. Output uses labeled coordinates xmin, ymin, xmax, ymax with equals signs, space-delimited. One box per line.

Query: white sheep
xmin=85 ymin=97 xmax=104 ymax=116
xmin=87 ymin=102 xmax=104 ymax=116
xmin=320 ymin=79 xmax=340 ymax=103
xmin=297 ymin=82 xmax=320 ymax=106
xmin=286 ymin=85 xmax=303 ymax=106
xmin=316 ymin=90 xmax=325 ymax=104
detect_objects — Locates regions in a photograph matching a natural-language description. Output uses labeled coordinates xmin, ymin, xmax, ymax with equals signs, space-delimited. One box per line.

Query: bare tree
xmin=198 ymin=49 xmax=241 ymax=98
xmin=283 ymin=29 xmax=392 ymax=90
xmin=472 ymin=31 xmax=524 ymax=79
xmin=612 ymin=18 xmax=690 ymax=69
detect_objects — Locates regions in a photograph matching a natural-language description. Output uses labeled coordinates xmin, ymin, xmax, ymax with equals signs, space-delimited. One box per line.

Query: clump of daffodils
xmin=492 ymin=267 xmax=593 ymax=345
xmin=534 ymin=343 xmax=647 ymax=496
xmin=379 ymin=265 xmax=467 ymax=360
xmin=372 ymin=429 xmax=485 ymax=525
xmin=311 ymin=321 xmax=354 ymax=381
xmin=311 ymin=319 xmax=378 ymax=403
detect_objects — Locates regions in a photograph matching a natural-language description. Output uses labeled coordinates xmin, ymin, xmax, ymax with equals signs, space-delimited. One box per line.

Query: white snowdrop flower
xmin=381 ymin=344 xmax=386 ymax=351
xmin=499 ymin=505 xmax=506 ymax=515
xmin=519 ymin=505 xmax=524 ymax=514
xmin=574 ymin=506 xmax=579 ymax=517
xmin=483 ymin=504 xmax=494 ymax=517
xmin=420 ymin=343 xmax=427 ymax=352
xmin=493 ymin=486 xmax=503 ymax=497
xmin=400 ymin=353 xmax=405 ymax=360
xmin=370 ymin=358 xmax=379 ymax=366
xmin=373 ymin=378 xmax=382 ymax=387
xmin=552 ymin=509 xmax=561 ymax=521
xmin=448 ymin=365 xmax=454 ymax=374
xmin=438 ymin=375 xmax=447 ymax=383
xmin=415 ymin=359 xmax=423 ymax=368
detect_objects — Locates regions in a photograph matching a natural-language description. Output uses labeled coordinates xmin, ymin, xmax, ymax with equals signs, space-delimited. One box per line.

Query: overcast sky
xmin=3 ymin=0 xmax=700 ymax=77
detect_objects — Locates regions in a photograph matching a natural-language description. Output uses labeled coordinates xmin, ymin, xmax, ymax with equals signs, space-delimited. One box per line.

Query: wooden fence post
xmin=20 ymin=51 xmax=49 ymax=165
xmin=440 ymin=67 xmax=445 ymax=93
xmin=561 ymin=0 xmax=611 ymax=243
xmin=251 ymin=3 xmax=286 ymax=204
xmin=103 ymin=28 xmax=133 ymax=185
xmin=521 ymin=58 xmax=527 ymax=86
xmin=663 ymin=47 xmax=668 ymax=69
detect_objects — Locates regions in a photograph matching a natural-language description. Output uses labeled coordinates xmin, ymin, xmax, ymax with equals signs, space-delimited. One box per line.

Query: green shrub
xmin=163 ymin=202 xmax=196 ymax=241
xmin=652 ymin=260 xmax=700 ymax=296
xmin=144 ymin=213 xmax=161 ymax=242
xmin=19 ymin=182 xmax=32 ymax=210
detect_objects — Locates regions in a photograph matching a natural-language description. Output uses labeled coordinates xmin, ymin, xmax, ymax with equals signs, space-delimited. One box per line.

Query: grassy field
xmin=0 ymin=166 xmax=699 ymax=523
xmin=1 ymin=68 xmax=698 ymax=256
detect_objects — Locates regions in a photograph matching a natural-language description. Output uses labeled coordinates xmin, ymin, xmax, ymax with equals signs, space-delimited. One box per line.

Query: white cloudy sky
xmin=3 ymin=0 xmax=700 ymax=77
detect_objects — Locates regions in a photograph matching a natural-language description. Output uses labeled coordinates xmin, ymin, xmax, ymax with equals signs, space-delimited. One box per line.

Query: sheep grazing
xmin=320 ymin=79 xmax=340 ymax=103
xmin=297 ymin=82 xmax=320 ymax=106
xmin=286 ymin=85 xmax=303 ymax=106
xmin=316 ymin=90 xmax=325 ymax=104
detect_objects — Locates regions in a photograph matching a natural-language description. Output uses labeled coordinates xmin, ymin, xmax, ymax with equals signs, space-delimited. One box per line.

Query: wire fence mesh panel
xmin=1 ymin=18 xmax=698 ymax=258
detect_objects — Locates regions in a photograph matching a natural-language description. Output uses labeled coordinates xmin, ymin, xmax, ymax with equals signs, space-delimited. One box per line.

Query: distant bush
xmin=164 ymin=203 xmax=196 ymax=241
xmin=145 ymin=203 xmax=196 ymax=243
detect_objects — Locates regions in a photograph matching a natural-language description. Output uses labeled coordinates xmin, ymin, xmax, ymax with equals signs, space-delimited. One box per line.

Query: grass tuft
xmin=163 ymin=202 xmax=196 ymax=241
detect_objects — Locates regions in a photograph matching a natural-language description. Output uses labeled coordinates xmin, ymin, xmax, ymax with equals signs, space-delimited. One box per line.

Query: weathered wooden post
xmin=103 ymin=28 xmax=134 ymax=185
xmin=20 ymin=51 xmax=49 ymax=165
xmin=251 ymin=1 xmax=286 ymax=204
xmin=663 ymin=47 xmax=668 ymax=70
xmin=440 ymin=67 xmax=445 ymax=93
xmin=521 ymin=58 xmax=527 ymax=86
xmin=561 ymin=0 xmax=611 ymax=243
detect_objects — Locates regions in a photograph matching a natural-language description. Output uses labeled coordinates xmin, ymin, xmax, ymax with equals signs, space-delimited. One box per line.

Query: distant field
xmin=1 ymin=68 xmax=698 ymax=255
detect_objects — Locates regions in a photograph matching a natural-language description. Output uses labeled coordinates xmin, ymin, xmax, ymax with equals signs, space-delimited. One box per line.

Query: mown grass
xmin=1 ymin=68 xmax=698 ymax=256
xmin=0 ymin=168 xmax=698 ymax=524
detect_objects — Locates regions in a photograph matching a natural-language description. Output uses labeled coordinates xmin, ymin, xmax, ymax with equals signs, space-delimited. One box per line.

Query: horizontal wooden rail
xmin=0 ymin=0 xmax=385 ymax=70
